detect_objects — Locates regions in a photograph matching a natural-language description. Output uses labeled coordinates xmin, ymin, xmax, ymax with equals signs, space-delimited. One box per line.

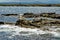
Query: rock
xmin=0 ymin=22 xmax=4 ymax=24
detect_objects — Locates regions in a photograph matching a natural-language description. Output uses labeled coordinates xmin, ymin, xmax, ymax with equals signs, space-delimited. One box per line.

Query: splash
xmin=0 ymin=24 xmax=60 ymax=40
xmin=0 ymin=24 xmax=47 ymax=38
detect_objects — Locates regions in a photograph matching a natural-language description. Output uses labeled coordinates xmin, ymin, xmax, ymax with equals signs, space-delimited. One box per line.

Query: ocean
xmin=0 ymin=6 xmax=60 ymax=14
xmin=0 ymin=24 xmax=60 ymax=40
xmin=0 ymin=6 xmax=60 ymax=23
xmin=0 ymin=6 xmax=60 ymax=40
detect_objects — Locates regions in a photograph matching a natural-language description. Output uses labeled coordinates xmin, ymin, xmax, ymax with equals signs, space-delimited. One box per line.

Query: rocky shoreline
xmin=0 ymin=13 xmax=60 ymax=30
xmin=15 ymin=13 xmax=60 ymax=31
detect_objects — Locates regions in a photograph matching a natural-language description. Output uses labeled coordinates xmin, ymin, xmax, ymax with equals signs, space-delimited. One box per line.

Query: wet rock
xmin=0 ymin=22 xmax=4 ymax=24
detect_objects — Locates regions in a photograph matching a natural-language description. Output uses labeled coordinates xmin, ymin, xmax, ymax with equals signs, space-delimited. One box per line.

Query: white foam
xmin=0 ymin=25 xmax=47 ymax=35
xmin=0 ymin=24 xmax=60 ymax=38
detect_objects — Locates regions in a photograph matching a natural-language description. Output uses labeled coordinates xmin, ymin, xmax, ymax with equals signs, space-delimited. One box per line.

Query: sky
xmin=0 ymin=0 xmax=60 ymax=4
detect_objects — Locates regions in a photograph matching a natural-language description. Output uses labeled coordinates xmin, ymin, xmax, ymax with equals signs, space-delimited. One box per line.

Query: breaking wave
xmin=0 ymin=24 xmax=60 ymax=40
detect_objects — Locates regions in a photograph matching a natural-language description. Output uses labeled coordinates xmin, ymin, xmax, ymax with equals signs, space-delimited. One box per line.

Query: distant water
xmin=0 ymin=6 xmax=60 ymax=23
xmin=0 ymin=6 xmax=60 ymax=14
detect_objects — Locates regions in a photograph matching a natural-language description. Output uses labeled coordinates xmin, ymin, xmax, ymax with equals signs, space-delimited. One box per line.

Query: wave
xmin=0 ymin=24 xmax=60 ymax=40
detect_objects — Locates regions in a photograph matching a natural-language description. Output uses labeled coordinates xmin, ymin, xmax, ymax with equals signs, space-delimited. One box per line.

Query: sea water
xmin=0 ymin=6 xmax=60 ymax=40
xmin=0 ymin=24 xmax=60 ymax=40
xmin=0 ymin=6 xmax=60 ymax=23
xmin=0 ymin=6 xmax=60 ymax=14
